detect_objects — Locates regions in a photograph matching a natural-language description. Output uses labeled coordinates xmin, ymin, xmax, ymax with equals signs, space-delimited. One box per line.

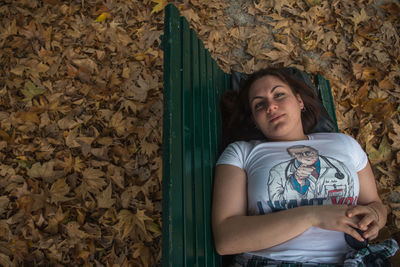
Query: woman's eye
xmin=275 ymin=92 xmax=285 ymax=98
xmin=254 ymin=102 xmax=265 ymax=111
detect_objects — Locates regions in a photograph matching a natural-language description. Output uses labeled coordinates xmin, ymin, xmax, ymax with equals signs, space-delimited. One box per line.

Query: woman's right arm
xmin=212 ymin=164 xmax=363 ymax=255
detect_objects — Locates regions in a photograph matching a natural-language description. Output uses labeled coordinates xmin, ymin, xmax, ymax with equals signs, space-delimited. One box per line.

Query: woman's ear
xmin=296 ymin=93 xmax=304 ymax=109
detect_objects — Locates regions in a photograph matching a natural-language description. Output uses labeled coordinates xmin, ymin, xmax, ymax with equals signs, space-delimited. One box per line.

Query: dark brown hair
xmin=220 ymin=68 xmax=321 ymax=149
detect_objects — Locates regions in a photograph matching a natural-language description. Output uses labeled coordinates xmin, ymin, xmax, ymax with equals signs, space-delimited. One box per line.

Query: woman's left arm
xmin=346 ymin=161 xmax=388 ymax=240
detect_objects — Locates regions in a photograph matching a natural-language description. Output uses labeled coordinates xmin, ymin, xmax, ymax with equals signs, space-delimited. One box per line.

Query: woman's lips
xmin=269 ymin=114 xmax=284 ymax=123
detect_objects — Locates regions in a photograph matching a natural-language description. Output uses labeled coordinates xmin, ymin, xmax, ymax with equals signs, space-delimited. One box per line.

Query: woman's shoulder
xmin=225 ymin=139 xmax=263 ymax=151
xmin=308 ymin=132 xmax=356 ymax=142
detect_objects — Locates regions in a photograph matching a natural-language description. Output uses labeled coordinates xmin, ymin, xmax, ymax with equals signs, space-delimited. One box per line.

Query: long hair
xmin=220 ymin=68 xmax=321 ymax=149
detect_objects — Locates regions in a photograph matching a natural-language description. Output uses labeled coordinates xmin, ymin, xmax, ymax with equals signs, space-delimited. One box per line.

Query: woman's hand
xmin=346 ymin=202 xmax=387 ymax=240
xmin=311 ymin=205 xmax=365 ymax=242
xmin=352 ymin=162 xmax=388 ymax=241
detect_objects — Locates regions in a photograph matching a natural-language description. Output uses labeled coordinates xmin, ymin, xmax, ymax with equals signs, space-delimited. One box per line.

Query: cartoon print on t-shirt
xmin=268 ymin=145 xmax=353 ymax=203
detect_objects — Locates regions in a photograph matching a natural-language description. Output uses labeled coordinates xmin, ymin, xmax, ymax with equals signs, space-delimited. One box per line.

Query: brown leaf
xmin=49 ymin=178 xmax=71 ymax=204
xmin=0 ymin=196 xmax=10 ymax=215
xmin=82 ymin=168 xmax=107 ymax=192
xmin=389 ymin=121 xmax=400 ymax=150
xmin=110 ymin=111 xmax=126 ymax=136
xmin=140 ymin=140 xmax=158 ymax=156
xmin=351 ymin=8 xmax=368 ymax=29
xmin=27 ymin=161 xmax=61 ymax=183
xmin=97 ymin=183 xmax=115 ymax=209
xmin=16 ymin=111 xmax=40 ymax=124
xmin=0 ymin=253 xmax=12 ymax=266
xmin=66 ymin=221 xmax=89 ymax=244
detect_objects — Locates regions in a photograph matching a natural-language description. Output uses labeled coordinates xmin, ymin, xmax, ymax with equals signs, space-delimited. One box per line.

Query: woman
xmin=212 ymin=68 xmax=388 ymax=266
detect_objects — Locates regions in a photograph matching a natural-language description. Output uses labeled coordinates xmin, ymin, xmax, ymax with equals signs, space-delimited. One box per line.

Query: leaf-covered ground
xmin=0 ymin=0 xmax=399 ymax=266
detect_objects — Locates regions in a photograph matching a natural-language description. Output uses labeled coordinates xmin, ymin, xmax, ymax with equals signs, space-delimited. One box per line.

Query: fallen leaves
xmin=1 ymin=0 xmax=163 ymax=266
xmin=1 ymin=0 xmax=399 ymax=265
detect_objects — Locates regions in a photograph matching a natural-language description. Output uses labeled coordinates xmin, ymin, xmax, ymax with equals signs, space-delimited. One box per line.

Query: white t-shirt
xmin=216 ymin=133 xmax=368 ymax=264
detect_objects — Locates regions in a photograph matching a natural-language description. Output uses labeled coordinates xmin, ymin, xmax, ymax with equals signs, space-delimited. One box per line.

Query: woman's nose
xmin=266 ymin=101 xmax=278 ymax=113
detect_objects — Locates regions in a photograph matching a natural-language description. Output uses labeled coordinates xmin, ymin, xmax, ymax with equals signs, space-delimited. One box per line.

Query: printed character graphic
xmin=268 ymin=145 xmax=353 ymax=203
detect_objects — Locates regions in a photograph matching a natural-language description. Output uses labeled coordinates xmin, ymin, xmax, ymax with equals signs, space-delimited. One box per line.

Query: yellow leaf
xmin=151 ymin=0 xmax=167 ymax=14
xmin=94 ymin=12 xmax=111 ymax=22
xmin=367 ymin=136 xmax=392 ymax=165
xmin=133 ymin=53 xmax=146 ymax=61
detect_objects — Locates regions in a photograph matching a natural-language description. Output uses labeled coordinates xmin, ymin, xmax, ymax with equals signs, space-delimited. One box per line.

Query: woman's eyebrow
xmin=250 ymin=85 xmax=283 ymax=103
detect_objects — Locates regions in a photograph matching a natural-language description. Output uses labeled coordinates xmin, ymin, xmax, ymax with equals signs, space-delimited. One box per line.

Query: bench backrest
xmin=162 ymin=4 xmax=230 ymax=266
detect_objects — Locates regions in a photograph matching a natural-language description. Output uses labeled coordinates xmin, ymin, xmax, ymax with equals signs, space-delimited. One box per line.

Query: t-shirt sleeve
xmin=341 ymin=134 xmax=368 ymax=172
xmin=216 ymin=141 xmax=249 ymax=169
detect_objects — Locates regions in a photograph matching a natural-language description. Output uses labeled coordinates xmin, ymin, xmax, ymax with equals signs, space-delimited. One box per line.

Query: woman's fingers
xmin=362 ymin=223 xmax=379 ymax=240
xmin=346 ymin=205 xmax=368 ymax=217
xmin=346 ymin=205 xmax=378 ymax=231
xmin=344 ymin=226 xmax=365 ymax=242
xmin=346 ymin=205 xmax=382 ymax=240
xmin=357 ymin=213 xmax=375 ymax=230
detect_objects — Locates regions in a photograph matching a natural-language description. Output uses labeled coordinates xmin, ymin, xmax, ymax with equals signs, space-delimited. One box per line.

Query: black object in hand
xmin=345 ymin=228 xmax=368 ymax=250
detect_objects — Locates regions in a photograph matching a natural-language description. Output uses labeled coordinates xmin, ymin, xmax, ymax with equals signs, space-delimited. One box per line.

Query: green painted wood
xmin=315 ymin=75 xmax=339 ymax=132
xmin=162 ymin=4 xmax=227 ymax=267
xmin=191 ymin=31 xmax=205 ymax=267
xmin=162 ymin=4 xmax=184 ymax=267
xmin=182 ymin=17 xmax=195 ymax=267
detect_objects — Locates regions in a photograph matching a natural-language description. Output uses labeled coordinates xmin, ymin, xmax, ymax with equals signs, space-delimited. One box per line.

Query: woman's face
xmin=248 ymin=75 xmax=306 ymax=142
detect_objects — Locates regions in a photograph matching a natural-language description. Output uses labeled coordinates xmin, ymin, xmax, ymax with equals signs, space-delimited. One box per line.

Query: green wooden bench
xmin=161 ymin=4 xmax=338 ymax=266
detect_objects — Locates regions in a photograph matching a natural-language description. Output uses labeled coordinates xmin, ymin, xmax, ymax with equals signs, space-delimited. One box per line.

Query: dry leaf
xmin=367 ymin=136 xmax=392 ymax=165
xmin=49 ymin=178 xmax=71 ymax=204
xmin=151 ymin=0 xmax=167 ymax=14
xmin=94 ymin=12 xmax=111 ymax=22
xmin=97 ymin=183 xmax=115 ymax=209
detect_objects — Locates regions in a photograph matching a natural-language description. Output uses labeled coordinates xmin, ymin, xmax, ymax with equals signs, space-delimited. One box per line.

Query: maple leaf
xmin=66 ymin=221 xmax=90 ymax=244
xmin=94 ymin=12 xmax=111 ymax=22
xmin=180 ymin=9 xmax=201 ymax=24
xmin=27 ymin=161 xmax=61 ymax=183
xmin=49 ymin=178 xmax=71 ymax=204
xmin=0 ymin=196 xmax=10 ymax=215
xmin=16 ymin=111 xmax=40 ymax=124
xmin=151 ymin=0 xmax=167 ymax=15
xmin=116 ymin=209 xmax=152 ymax=239
xmin=132 ymin=242 xmax=151 ymax=266
xmin=82 ymin=168 xmax=107 ymax=192
xmin=351 ymin=8 xmax=368 ymax=30
xmin=110 ymin=111 xmax=126 ymax=136
xmin=367 ymin=136 xmax=392 ymax=165
xmin=140 ymin=140 xmax=158 ymax=156
xmin=389 ymin=120 xmax=400 ymax=150
xmin=97 ymin=183 xmax=115 ymax=209
xmin=10 ymin=65 xmax=25 ymax=76
xmin=1 ymin=18 xmax=17 ymax=40
xmin=0 ymin=253 xmax=12 ymax=266
xmin=107 ymin=165 xmax=125 ymax=189
xmin=21 ymin=81 xmax=46 ymax=102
